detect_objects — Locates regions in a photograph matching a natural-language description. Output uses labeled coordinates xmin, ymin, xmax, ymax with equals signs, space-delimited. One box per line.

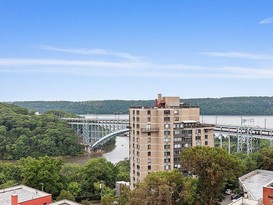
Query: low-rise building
xmin=0 ymin=185 xmax=52 ymax=205
xmin=49 ymin=199 xmax=82 ymax=205
xmin=229 ymin=169 xmax=273 ymax=205
xmin=116 ymin=181 xmax=130 ymax=196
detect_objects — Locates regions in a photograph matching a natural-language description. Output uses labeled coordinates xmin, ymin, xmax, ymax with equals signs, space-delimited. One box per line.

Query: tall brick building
xmin=129 ymin=94 xmax=214 ymax=188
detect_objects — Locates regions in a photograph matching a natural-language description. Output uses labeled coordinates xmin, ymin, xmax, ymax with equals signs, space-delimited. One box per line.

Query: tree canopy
xmin=129 ymin=170 xmax=198 ymax=205
xmin=180 ymin=146 xmax=244 ymax=205
xmin=0 ymin=102 xmax=81 ymax=159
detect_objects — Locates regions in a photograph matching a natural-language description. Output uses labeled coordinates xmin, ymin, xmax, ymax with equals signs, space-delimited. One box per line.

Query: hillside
xmin=0 ymin=102 xmax=81 ymax=159
xmin=11 ymin=96 xmax=273 ymax=115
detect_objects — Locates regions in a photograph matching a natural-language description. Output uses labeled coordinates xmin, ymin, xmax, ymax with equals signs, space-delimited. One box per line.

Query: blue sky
xmin=0 ymin=0 xmax=273 ymax=101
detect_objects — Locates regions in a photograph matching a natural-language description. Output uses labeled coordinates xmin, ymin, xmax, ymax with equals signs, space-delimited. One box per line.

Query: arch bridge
xmin=62 ymin=118 xmax=129 ymax=150
xmin=63 ymin=117 xmax=273 ymax=154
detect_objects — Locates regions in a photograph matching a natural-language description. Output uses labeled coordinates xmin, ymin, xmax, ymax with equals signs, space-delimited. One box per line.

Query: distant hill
xmin=10 ymin=96 xmax=273 ymax=115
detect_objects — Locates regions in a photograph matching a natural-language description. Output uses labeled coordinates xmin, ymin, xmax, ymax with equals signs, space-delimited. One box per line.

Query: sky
xmin=0 ymin=0 xmax=273 ymax=101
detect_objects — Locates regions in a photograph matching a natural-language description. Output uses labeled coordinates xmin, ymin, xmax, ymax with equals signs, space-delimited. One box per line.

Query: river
xmin=65 ymin=115 xmax=273 ymax=164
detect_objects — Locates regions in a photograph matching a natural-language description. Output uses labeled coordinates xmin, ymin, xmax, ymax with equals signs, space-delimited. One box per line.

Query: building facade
xmin=129 ymin=94 xmax=214 ymax=188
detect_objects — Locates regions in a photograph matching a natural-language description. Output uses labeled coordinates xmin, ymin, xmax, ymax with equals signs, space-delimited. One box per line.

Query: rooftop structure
xmin=239 ymin=169 xmax=273 ymax=201
xmin=0 ymin=185 xmax=52 ymax=205
xmin=49 ymin=199 xmax=82 ymax=205
xmin=116 ymin=181 xmax=130 ymax=196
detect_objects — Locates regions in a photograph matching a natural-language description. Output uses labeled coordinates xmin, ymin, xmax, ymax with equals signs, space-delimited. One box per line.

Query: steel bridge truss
xmin=63 ymin=118 xmax=129 ymax=146
xmin=214 ymin=125 xmax=273 ymax=154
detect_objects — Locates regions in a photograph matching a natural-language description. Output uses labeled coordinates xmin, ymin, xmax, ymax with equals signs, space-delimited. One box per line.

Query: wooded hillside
xmin=11 ymin=96 xmax=273 ymax=115
xmin=0 ymin=103 xmax=81 ymax=159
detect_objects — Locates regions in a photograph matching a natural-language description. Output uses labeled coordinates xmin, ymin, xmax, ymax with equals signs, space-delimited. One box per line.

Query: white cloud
xmin=1 ymin=57 xmax=273 ymax=79
xmin=200 ymin=51 xmax=273 ymax=60
xmin=259 ymin=17 xmax=273 ymax=24
xmin=36 ymin=45 xmax=140 ymax=61
xmin=0 ymin=58 xmax=145 ymax=68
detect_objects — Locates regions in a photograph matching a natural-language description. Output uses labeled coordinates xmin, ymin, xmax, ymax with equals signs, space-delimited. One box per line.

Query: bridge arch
xmin=91 ymin=128 xmax=129 ymax=149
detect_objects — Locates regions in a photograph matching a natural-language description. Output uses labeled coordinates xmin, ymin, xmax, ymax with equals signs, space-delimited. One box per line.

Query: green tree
xmin=180 ymin=146 xmax=244 ymax=205
xmin=68 ymin=182 xmax=82 ymax=198
xmin=129 ymin=170 xmax=197 ymax=205
xmin=115 ymin=160 xmax=130 ymax=182
xmin=257 ymin=147 xmax=273 ymax=170
xmin=81 ymin=158 xmax=117 ymax=194
xmin=56 ymin=190 xmax=75 ymax=201
xmin=19 ymin=156 xmax=64 ymax=196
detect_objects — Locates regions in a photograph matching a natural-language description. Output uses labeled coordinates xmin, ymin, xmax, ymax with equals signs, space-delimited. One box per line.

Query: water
xmin=66 ymin=115 xmax=273 ymax=164
xmin=64 ymin=136 xmax=129 ymax=164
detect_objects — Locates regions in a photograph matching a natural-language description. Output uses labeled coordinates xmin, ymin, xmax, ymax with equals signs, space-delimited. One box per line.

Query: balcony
xmin=141 ymin=127 xmax=159 ymax=133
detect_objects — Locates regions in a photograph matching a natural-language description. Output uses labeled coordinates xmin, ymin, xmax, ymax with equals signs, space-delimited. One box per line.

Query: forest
xmin=12 ymin=96 xmax=273 ymax=115
xmin=0 ymin=102 xmax=82 ymax=159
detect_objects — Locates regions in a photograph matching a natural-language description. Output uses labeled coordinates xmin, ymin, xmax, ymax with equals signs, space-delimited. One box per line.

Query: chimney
xmin=11 ymin=194 xmax=18 ymax=205
xmin=158 ymin=94 xmax=162 ymax=101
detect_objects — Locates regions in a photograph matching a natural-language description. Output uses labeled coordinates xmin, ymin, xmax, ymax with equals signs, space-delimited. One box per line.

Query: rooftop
xmin=0 ymin=185 xmax=51 ymax=205
xmin=239 ymin=170 xmax=273 ymax=200
xmin=50 ymin=199 xmax=82 ymax=205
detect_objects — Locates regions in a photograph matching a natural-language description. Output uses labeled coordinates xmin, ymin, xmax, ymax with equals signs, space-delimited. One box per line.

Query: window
xmin=164 ymin=130 xmax=171 ymax=135
xmin=136 ymin=110 xmax=139 ymax=115
xmin=147 ymin=110 xmax=151 ymax=115
xmin=147 ymin=137 xmax=151 ymax=143
xmin=148 ymin=165 xmax=151 ymax=170
xmin=164 ymin=117 xmax=170 ymax=122
xmin=196 ymin=129 xmax=201 ymax=134
xmin=205 ymin=135 xmax=208 ymax=139
xmin=175 ymin=117 xmax=179 ymax=121
xmin=148 ymin=151 xmax=151 ymax=156
xmin=174 ymin=150 xmax=181 ymax=155
xmin=174 ymin=130 xmax=180 ymax=135
xmin=174 ymin=110 xmax=179 ymax=115
xmin=164 ymin=145 xmax=170 ymax=149
xmin=174 ymin=137 xmax=182 ymax=142
xmin=164 ymin=151 xmax=170 ymax=156
xmin=164 ymin=110 xmax=170 ymax=115
xmin=136 ymin=124 xmax=140 ymax=128
xmin=174 ymin=144 xmax=182 ymax=148
xmin=205 ymin=141 xmax=208 ymax=145
xmin=148 ymin=132 xmax=151 ymax=136
xmin=195 ymin=136 xmax=201 ymax=140
xmin=148 ymin=145 xmax=151 ymax=149
xmin=174 ymin=164 xmax=181 ymax=168
xmin=164 ymin=137 xmax=170 ymax=143
xmin=147 ymin=117 xmax=151 ymax=122
xmin=164 ymin=124 xmax=170 ymax=129
xmin=164 ymin=158 xmax=171 ymax=163
xmin=164 ymin=165 xmax=170 ymax=170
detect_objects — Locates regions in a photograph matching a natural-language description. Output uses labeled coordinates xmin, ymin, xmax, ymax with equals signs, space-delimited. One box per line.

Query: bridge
xmin=214 ymin=125 xmax=273 ymax=154
xmin=63 ymin=117 xmax=273 ymax=153
xmin=62 ymin=117 xmax=129 ymax=150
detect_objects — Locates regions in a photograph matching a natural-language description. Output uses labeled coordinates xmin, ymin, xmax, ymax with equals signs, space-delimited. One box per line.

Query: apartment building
xmin=129 ymin=94 xmax=214 ymax=188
